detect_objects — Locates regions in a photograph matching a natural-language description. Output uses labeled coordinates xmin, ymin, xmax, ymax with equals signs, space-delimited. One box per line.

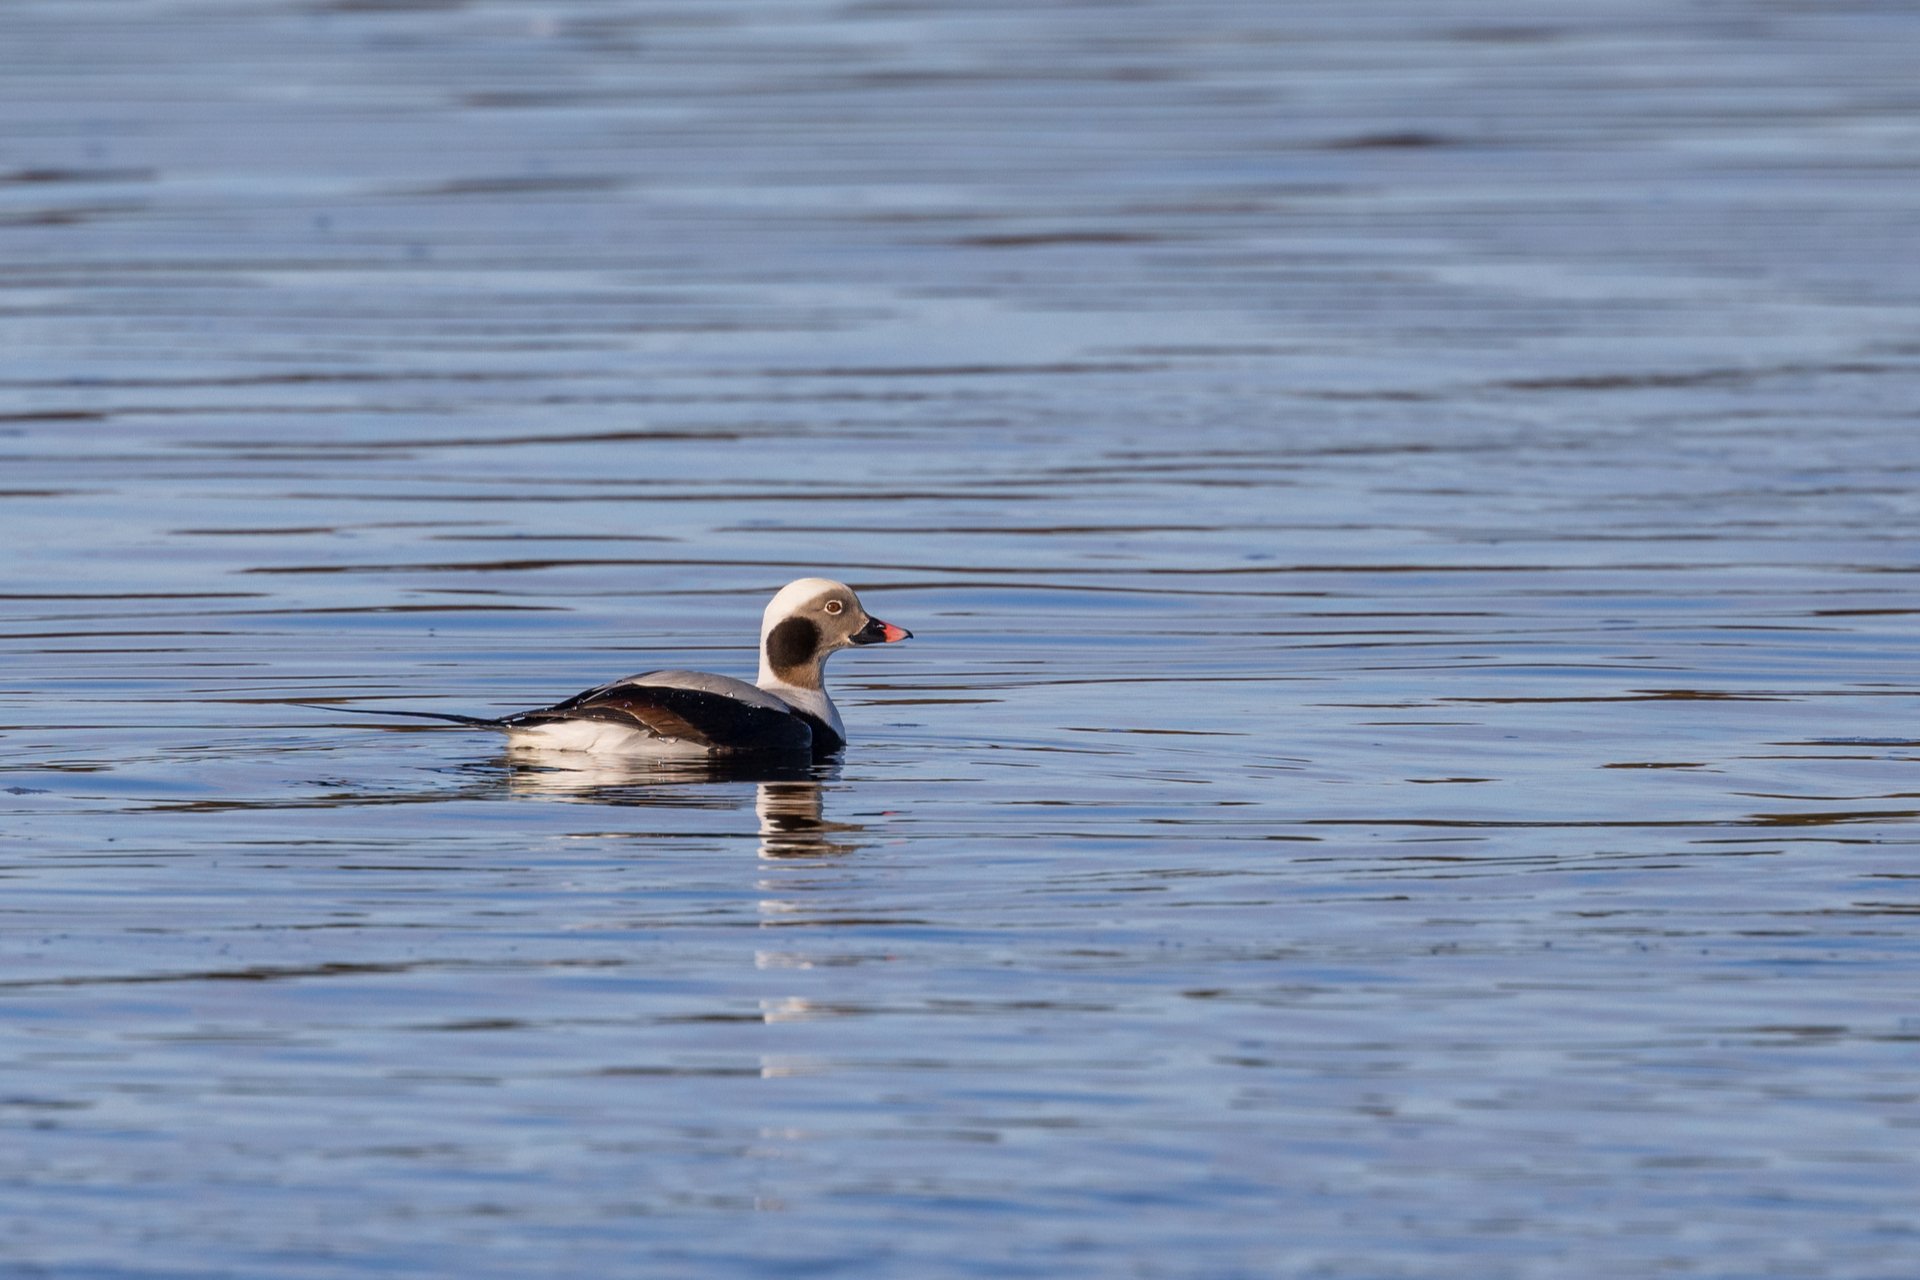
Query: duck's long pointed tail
xmin=299 ymin=703 xmax=506 ymax=728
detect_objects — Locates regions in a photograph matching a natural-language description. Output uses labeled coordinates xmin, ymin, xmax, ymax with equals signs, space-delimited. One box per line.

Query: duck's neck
xmin=758 ymin=674 xmax=844 ymax=745
xmin=757 ymin=646 xmax=844 ymax=740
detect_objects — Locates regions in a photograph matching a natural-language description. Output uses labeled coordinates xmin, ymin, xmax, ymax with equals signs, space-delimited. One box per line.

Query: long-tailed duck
xmin=343 ymin=578 xmax=911 ymax=758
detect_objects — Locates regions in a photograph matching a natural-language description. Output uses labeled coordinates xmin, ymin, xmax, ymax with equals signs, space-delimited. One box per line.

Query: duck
xmin=339 ymin=578 xmax=911 ymax=758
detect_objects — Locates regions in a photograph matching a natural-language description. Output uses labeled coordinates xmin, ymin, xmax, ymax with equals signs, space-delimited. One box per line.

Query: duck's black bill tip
xmin=851 ymin=617 xmax=913 ymax=645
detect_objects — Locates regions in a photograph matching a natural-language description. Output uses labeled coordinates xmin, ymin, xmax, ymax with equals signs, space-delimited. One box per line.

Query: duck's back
xmin=503 ymin=669 xmax=812 ymax=756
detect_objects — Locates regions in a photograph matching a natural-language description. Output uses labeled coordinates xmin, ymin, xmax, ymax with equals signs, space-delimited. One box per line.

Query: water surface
xmin=4 ymin=2 xmax=1920 ymax=1276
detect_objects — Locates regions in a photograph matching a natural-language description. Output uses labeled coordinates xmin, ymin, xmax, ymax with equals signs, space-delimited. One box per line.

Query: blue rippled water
xmin=4 ymin=2 xmax=1920 ymax=1276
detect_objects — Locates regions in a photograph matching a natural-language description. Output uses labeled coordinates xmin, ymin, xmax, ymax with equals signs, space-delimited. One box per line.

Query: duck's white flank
xmin=506 ymin=719 xmax=709 ymax=755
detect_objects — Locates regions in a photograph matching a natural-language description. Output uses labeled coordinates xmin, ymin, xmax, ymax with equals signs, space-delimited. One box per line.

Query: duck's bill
xmin=850 ymin=617 xmax=913 ymax=645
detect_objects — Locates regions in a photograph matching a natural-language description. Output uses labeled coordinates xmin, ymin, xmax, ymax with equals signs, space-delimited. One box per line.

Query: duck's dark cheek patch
xmin=765 ymin=617 xmax=821 ymax=671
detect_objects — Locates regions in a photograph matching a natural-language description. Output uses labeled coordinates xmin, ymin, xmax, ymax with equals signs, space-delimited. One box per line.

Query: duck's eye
xmin=823 ymin=600 xmax=845 ymax=616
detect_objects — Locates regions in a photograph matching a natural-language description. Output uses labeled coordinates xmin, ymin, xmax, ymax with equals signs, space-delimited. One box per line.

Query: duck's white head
xmin=755 ymin=578 xmax=911 ymax=696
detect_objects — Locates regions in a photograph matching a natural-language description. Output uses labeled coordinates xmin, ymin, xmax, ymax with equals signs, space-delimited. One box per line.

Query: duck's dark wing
xmin=504 ymin=679 xmax=813 ymax=756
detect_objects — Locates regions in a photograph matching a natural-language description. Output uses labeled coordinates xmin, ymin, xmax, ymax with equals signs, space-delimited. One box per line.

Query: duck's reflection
xmin=503 ymin=749 xmax=817 ymax=794
xmin=501 ymin=749 xmax=861 ymax=860
xmin=754 ymin=780 xmax=863 ymax=859
xmin=502 ymin=750 xmax=868 ymax=1064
